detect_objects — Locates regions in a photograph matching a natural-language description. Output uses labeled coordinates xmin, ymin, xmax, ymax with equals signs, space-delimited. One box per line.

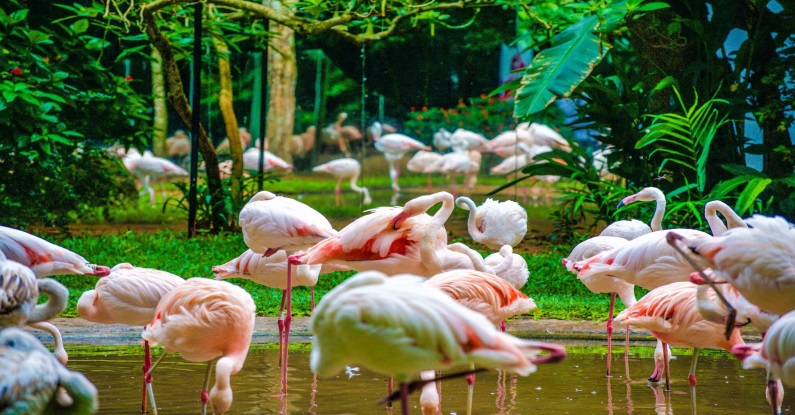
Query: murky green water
xmin=66 ymin=343 xmax=789 ymax=414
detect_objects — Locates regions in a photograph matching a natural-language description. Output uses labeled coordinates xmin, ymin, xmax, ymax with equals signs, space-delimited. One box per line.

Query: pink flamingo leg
xmin=500 ymin=320 xmax=506 ymax=333
xmin=400 ymin=382 xmax=410 ymax=415
xmin=141 ymin=338 xmax=151 ymax=414
xmin=282 ymin=261 xmax=295 ymax=395
xmin=387 ymin=376 xmax=394 ymax=408
xmin=606 ymin=292 xmax=616 ymax=377
xmin=688 ymin=348 xmax=699 ymax=387
xmin=663 ymin=342 xmax=671 ymax=391
xmin=335 ymin=178 xmax=343 ymax=207
xmin=277 ymin=290 xmax=287 ymax=367
xmin=310 ymin=287 xmax=315 ymax=313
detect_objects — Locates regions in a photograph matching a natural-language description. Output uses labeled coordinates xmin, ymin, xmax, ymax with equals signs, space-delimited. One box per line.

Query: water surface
xmin=67 ymin=344 xmax=788 ymax=414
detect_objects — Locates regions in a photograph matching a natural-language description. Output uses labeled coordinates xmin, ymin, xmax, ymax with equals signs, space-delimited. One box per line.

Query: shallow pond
xmin=67 ymin=343 xmax=789 ymax=414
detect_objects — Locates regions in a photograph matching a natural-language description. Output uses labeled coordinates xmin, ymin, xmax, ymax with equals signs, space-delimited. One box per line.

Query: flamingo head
xmin=89 ymin=264 xmax=111 ymax=277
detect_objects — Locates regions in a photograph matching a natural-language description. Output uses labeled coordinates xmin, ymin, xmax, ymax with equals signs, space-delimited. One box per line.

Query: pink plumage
xmin=239 ymin=191 xmax=336 ymax=255
xmin=0 ymin=226 xmax=110 ymax=278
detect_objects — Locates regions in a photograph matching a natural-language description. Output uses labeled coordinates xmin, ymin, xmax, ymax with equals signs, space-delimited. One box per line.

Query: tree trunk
xmin=211 ymin=29 xmax=243 ymax=200
xmin=151 ymin=47 xmax=168 ymax=157
xmin=266 ymin=1 xmax=297 ymax=164
xmin=142 ymin=10 xmax=228 ymax=232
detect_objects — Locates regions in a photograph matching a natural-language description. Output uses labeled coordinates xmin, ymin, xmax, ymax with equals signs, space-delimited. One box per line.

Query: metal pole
xmin=312 ymin=51 xmax=323 ymax=168
xmin=258 ymin=19 xmax=270 ymax=191
xmin=188 ymin=3 xmax=202 ymax=238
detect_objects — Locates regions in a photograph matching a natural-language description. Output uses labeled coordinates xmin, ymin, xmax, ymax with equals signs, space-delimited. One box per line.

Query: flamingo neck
xmin=650 ymin=191 xmax=666 ymax=232
xmin=705 ymin=200 xmax=746 ymax=236
xmin=456 ymin=197 xmax=484 ymax=242
xmin=417 ymin=193 xmax=455 ymax=271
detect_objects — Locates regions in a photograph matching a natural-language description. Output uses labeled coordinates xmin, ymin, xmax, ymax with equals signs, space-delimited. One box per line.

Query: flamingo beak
xmin=530 ymin=342 xmax=567 ymax=365
xmin=391 ymin=211 xmax=412 ymax=229
xmin=730 ymin=344 xmax=757 ymax=362
xmin=90 ymin=265 xmax=111 ymax=277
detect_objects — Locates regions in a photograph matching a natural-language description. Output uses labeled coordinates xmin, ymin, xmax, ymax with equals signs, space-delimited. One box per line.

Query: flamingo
xmin=142 ymin=278 xmax=255 ymax=415
xmin=165 ymin=130 xmax=190 ymax=159
xmin=615 ymin=281 xmax=745 ymax=390
xmin=124 ymin=150 xmax=188 ymax=206
xmin=449 ymin=128 xmax=489 ymax=151
xmin=484 ymin=245 xmax=529 ymax=290
xmin=0 ymin=328 xmax=98 ymax=415
xmin=455 ymin=197 xmax=527 ymax=250
xmin=425 ymin=149 xmax=473 ymax=197
xmin=370 ymin=121 xmax=431 ymax=192
xmin=312 ymin=158 xmax=372 ymax=206
xmin=704 ymin=200 xmax=747 ymax=236
xmin=733 ymin=310 xmax=795 ymax=414
xmin=678 ymin=215 xmax=795 ymax=316
xmin=423 ymin=269 xmax=537 ymax=414
xmin=310 ymin=271 xmax=566 ymax=415
xmin=0 ymin=225 xmax=111 ymax=278
xmin=289 ymin=192 xmax=480 ymax=278
xmin=601 ymin=186 xmax=666 ymax=239
xmin=432 ymin=128 xmax=452 ymax=151
xmin=489 ymin=143 xmax=553 ymax=204
xmin=463 ymin=150 xmax=482 ymax=195
xmin=76 ymin=262 xmax=184 ymax=414
xmin=1 ymin=258 xmax=69 ymax=365
xmin=526 ymin=122 xmax=570 ymax=151
xmin=238 ymin=190 xmax=336 ymax=393
xmin=407 ymin=150 xmax=442 ymax=190
xmin=242 ymin=147 xmax=293 ymax=172
xmin=483 ymin=126 xmax=535 ymax=157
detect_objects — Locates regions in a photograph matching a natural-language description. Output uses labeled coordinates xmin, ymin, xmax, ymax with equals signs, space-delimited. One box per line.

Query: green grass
xmin=45 ymin=230 xmax=623 ymax=322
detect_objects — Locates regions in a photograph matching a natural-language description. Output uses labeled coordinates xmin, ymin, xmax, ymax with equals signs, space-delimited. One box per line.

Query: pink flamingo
xmin=601 ymin=187 xmax=665 ymax=239
xmin=289 ymin=192 xmax=483 ymax=278
xmin=423 ymin=269 xmax=538 ymax=414
xmin=238 ymin=190 xmax=335 ymax=393
xmin=616 ymin=281 xmax=745 ymax=391
xmin=310 ymin=271 xmax=566 ymax=415
xmin=312 ymin=158 xmax=372 ymax=206
xmin=455 ymin=197 xmax=527 ymax=250
xmin=142 ymin=278 xmax=255 ymax=415
xmin=124 ymin=150 xmax=188 ymax=206
xmin=425 ymin=149 xmax=473 ymax=197
xmin=241 ymin=147 xmax=293 ymax=172
xmin=77 ymin=262 xmax=184 ymax=414
xmin=407 ymin=150 xmax=442 ymax=190
xmin=484 ymin=245 xmax=529 ymax=290
xmin=370 ymin=121 xmax=431 ymax=192
xmin=680 ymin=215 xmax=795 ymax=316
xmin=0 ymin=226 xmax=111 ymax=278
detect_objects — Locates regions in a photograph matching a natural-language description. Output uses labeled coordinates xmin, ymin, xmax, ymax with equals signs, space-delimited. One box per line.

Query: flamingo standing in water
xmin=455 ymin=197 xmax=527 ymax=250
xmin=143 ymin=278 xmax=255 ymax=415
xmin=312 ymin=158 xmax=372 ymax=206
xmin=616 ymin=281 xmax=745 ymax=391
xmin=76 ymin=263 xmax=184 ymax=414
xmin=0 ymin=328 xmax=98 ymax=414
xmin=124 ymin=150 xmax=188 ymax=206
xmin=310 ymin=271 xmax=566 ymax=415
xmin=370 ymin=121 xmax=431 ymax=192
xmin=238 ymin=190 xmax=336 ymax=394
xmin=423 ymin=269 xmax=538 ymax=415
xmin=679 ymin=215 xmax=795 ymax=316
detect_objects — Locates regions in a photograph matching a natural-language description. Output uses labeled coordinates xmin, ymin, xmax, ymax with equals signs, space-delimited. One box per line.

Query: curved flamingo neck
xmin=455 ymin=197 xmax=484 ymax=242
xmin=704 ymin=200 xmax=746 ymax=236
xmin=414 ymin=193 xmax=455 ymax=270
xmin=649 ymin=189 xmax=666 ymax=232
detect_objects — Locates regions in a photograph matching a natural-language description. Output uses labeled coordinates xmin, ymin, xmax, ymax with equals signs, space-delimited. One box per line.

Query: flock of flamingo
xmin=1 ymin=181 xmax=795 ymax=414
xmin=115 ymin=120 xmax=573 ymax=210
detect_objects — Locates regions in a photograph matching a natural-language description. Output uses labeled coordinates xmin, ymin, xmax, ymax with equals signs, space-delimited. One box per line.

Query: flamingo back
xmin=143 ymin=278 xmax=256 ymax=363
xmin=239 ymin=194 xmax=336 ymax=253
xmin=311 ymin=271 xmax=563 ymax=381
xmin=425 ymin=270 xmax=536 ymax=325
xmin=212 ymin=249 xmax=320 ymax=289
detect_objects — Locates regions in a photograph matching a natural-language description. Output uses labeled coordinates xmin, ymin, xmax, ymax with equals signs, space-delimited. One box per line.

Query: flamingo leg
xmin=663 ymin=342 xmax=670 ymax=391
xmin=200 ymin=359 xmax=215 ymax=415
xmin=281 ymin=264 xmax=294 ymax=395
xmin=688 ymin=348 xmax=699 ymax=387
xmin=500 ymin=320 xmax=506 ymax=333
xmin=141 ymin=338 xmax=152 ymax=414
xmin=387 ymin=376 xmax=394 ymax=408
xmin=387 ymin=159 xmax=400 ymax=192
xmin=624 ymin=323 xmax=630 ymax=363
xmin=767 ymin=372 xmax=783 ymax=415
xmin=310 ymin=286 xmax=315 ymax=313
xmin=335 ymin=178 xmax=343 ymax=207
xmin=277 ymin=289 xmax=287 ymax=368
xmin=466 ymin=363 xmax=475 ymax=415
xmin=145 ymin=352 xmax=167 ymax=415
xmin=606 ymin=292 xmax=616 ymax=378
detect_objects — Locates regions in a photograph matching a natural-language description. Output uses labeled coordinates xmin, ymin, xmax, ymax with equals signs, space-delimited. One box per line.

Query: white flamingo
xmin=312 ymin=158 xmax=372 ymax=205
xmin=370 ymin=121 xmax=431 ymax=192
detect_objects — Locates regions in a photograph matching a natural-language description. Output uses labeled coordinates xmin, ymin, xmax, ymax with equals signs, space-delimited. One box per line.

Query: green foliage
xmin=403 ymin=96 xmax=519 ymax=142
xmin=0 ymin=0 xmax=149 ymax=227
xmin=636 ymin=86 xmax=729 ymax=194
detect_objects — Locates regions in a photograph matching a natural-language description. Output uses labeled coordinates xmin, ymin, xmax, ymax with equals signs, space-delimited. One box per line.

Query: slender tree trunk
xmin=211 ymin=29 xmax=243 ymax=200
xmin=266 ymin=0 xmax=296 ymax=164
xmin=142 ymin=9 xmax=228 ymax=232
xmin=151 ymin=47 xmax=168 ymax=157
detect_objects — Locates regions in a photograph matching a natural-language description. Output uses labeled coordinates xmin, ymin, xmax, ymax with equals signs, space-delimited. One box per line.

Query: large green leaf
xmin=513 ymin=14 xmax=607 ymax=118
